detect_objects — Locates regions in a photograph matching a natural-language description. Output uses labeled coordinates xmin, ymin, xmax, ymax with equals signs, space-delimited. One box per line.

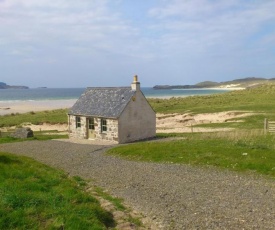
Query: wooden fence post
xmin=264 ymin=118 xmax=268 ymax=134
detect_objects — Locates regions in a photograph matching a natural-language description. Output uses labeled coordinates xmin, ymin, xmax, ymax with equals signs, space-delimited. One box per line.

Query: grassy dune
xmin=148 ymin=84 xmax=275 ymax=114
xmin=0 ymin=109 xmax=68 ymax=127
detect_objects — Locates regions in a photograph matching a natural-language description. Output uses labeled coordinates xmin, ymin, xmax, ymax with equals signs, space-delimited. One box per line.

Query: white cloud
xmin=148 ymin=0 xmax=275 ymax=56
xmin=0 ymin=0 xmax=275 ymax=87
xmin=0 ymin=0 xmax=140 ymax=56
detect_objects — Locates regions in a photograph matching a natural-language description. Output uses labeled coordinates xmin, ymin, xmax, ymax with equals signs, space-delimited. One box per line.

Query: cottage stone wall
xmin=68 ymin=115 xmax=119 ymax=142
xmin=68 ymin=115 xmax=87 ymax=139
xmin=118 ymin=91 xmax=156 ymax=143
xmin=95 ymin=118 xmax=119 ymax=142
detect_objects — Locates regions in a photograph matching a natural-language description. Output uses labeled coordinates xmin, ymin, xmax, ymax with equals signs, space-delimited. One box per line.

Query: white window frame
xmin=76 ymin=116 xmax=81 ymax=128
xmin=101 ymin=119 xmax=107 ymax=133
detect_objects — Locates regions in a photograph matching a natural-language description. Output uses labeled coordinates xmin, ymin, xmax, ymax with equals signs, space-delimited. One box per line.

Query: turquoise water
xmin=0 ymin=87 xmax=231 ymax=101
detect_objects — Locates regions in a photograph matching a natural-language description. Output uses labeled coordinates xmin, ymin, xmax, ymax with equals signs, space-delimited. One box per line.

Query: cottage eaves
xmin=68 ymin=87 xmax=136 ymax=118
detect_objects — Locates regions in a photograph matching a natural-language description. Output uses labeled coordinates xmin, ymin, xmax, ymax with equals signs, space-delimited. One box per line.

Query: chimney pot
xmin=131 ymin=75 xmax=140 ymax=91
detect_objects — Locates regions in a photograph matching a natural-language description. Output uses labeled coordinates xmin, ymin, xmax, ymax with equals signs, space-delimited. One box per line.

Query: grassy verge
xmin=94 ymin=187 xmax=126 ymax=212
xmin=0 ymin=153 xmax=115 ymax=230
xmin=0 ymin=109 xmax=68 ymax=127
xmin=108 ymin=131 xmax=275 ymax=178
xmin=93 ymin=187 xmax=143 ymax=227
xmin=0 ymin=131 xmax=68 ymax=144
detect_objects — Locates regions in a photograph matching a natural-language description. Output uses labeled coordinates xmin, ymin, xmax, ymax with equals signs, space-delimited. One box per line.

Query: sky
xmin=1 ymin=0 xmax=275 ymax=88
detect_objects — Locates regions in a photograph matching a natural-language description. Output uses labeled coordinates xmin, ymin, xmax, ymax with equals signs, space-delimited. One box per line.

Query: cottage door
xmin=87 ymin=118 xmax=96 ymax=139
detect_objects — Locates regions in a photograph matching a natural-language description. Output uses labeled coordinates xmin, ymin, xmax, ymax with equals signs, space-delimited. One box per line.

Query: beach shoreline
xmin=0 ymin=99 xmax=77 ymax=116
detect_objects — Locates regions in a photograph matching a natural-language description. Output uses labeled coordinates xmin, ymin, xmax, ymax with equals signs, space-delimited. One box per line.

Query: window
xmin=88 ymin=118 xmax=95 ymax=130
xmin=101 ymin=119 xmax=107 ymax=132
xmin=76 ymin=116 xmax=81 ymax=128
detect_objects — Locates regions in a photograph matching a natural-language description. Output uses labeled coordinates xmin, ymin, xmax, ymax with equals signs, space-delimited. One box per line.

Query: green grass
xmin=0 ymin=109 xmax=68 ymax=127
xmin=108 ymin=131 xmax=275 ymax=178
xmin=148 ymin=84 xmax=275 ymax=114
xmin=0 ymin=153 xmax=115 ymax=230
xmin=193 ymin=114 xmax=268 ymax=130
xmin=0 ymin=131 xmax=68 ymax=144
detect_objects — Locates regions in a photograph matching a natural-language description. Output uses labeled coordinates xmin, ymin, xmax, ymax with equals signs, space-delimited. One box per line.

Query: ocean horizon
xmin=0 ymin=87 xmax=234 ymax=102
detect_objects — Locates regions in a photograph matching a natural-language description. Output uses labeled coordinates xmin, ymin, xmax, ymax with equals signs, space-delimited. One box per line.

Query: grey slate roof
xmin=68 ymin=87 xmax=136 ymax=118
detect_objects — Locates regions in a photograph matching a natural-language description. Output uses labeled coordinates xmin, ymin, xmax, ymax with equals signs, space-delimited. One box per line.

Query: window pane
xmin=76 ymin=117 xmax=81 ymax=128
xmin=101 ymin=119 xmax=107 ymax=132
xmin=89 ymin=118 xmax=95 ymax=130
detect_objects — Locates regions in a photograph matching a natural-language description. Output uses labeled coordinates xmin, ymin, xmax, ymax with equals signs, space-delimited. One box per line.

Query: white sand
xmin=156 ymin=111 xmax=254 ymax=133
xmin=0 ymin=99 xmax=77 ymax=116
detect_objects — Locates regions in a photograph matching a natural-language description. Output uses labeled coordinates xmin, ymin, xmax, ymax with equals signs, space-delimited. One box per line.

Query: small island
xmin=0 ymin=82 xmax=29 ymax=89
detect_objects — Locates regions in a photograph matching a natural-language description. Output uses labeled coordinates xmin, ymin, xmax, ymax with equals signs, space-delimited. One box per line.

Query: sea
xmin=0 ymin=87 xmax=232 ymax=101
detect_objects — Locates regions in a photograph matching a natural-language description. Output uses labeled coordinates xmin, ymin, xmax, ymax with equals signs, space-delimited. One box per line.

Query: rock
xmin=11 ymin=127 xmax=34 ymax=138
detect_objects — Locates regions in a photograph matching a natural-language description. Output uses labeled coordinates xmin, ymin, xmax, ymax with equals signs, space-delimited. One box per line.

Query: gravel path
xmin=1 ymin=140 xmax=275 ymax=229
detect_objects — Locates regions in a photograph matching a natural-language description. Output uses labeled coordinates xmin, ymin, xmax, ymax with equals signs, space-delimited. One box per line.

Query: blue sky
xmin=1 ymin=0 xmax=275 ymax=88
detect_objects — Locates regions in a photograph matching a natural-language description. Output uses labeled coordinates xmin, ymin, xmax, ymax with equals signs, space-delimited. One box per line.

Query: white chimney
xmin=131 ymin=75 xmax=140 ymax=91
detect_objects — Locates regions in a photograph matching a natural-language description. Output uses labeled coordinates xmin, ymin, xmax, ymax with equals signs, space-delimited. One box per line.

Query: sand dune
xmin=0 ymin=100 xmax=254 ymax=133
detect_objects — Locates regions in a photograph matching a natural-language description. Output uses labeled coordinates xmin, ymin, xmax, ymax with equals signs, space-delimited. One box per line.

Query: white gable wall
xmin=118 ymin=91 xmax=156 ymax=143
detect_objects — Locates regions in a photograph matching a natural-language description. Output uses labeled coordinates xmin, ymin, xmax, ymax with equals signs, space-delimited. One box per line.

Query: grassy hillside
xmin=148 ymin=84 xmax=275 ymax=114
xmin=154 ymin=77 xmax=275 ymax=89
xmin=0 ymin=153 xmax=115 ymax=229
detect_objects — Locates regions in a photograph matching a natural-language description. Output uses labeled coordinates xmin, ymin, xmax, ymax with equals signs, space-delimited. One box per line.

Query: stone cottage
xmin=68 ymin=76 xmax=156 ymax=143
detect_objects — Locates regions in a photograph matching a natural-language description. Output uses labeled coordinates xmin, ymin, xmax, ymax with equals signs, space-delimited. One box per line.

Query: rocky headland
xmin=153 ymin=77 xmax=275 ymax=89
xmin=0 ymin=82 xmax=29 ymax=89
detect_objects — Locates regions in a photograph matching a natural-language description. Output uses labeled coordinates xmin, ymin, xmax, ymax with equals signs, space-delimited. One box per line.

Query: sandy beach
xmin=0 ymin=99 xmax=77 ymax=116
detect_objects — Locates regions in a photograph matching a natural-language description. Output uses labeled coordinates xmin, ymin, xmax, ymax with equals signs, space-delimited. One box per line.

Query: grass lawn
xmin=108 ymin=131 xmax=275 ymax=178
xmin=0 ymin=152 xmax=115 ymax=230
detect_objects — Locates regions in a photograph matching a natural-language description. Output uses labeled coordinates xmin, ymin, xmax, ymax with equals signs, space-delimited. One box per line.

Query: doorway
xmin=87 ymin=118 xmax=95 ymax=139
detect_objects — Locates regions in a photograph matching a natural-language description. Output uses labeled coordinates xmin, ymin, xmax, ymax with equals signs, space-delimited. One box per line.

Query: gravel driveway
xmin=1 ymin=140 xmax=275 ymax=229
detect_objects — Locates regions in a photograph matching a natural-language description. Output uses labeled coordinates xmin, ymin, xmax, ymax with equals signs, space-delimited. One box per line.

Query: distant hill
xmin=153 ymin=77 xmax=275 ymax=89
xmin=0 ymin=82 xmax=29 ymax=89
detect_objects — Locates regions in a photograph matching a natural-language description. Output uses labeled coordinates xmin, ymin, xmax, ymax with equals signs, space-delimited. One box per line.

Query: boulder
xmin=11 ymin=127 xmax=34 ymax=139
